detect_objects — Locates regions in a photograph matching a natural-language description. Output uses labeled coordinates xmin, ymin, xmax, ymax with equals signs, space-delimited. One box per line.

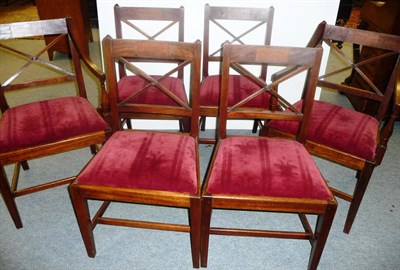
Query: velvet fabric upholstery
xmin=200 ymin=75 xmax=270 ymax=107
xmin=77 ymin=131 xmax=198 ymax=194
xmin=207 ymin=137 xmax=331 ymax=200
xmin=0 ymin=97 xmax=109 ymax=153
xmin=268 ymin=100 xmax=379 ymax=160
xmin=117 ymin=75 xmax=188 ymax=106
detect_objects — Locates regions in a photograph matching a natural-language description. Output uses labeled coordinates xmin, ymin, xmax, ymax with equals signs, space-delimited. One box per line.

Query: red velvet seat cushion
xmin=268 ymin=100 xmax=379 ymax=160
xmin=207 ymin=137 xmax=331 ymax=200
xmin=118 ymin=75 xmax=188 ymax=106
xmin=0 ymin=96 xmax=109 ymax=153
xmin=77 ymin=131 xmax=198 ymax=194
xmin=200 ymin=75 xmax=270 ymax=108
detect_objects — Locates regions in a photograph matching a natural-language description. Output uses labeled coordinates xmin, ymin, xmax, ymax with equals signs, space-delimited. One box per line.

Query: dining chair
xmin=201 ymin=43 xmax=337 ymax=270
xmin=113 ymin=4 xmax=188 ymax=131
xmin=266 ymin=21 xmax=400 ymax=233
xmin=199 ymin=4 xmax=275 ymax=143
xmin=69 ymin=37 xmax=202 ymax=268
xmin=0 ymin=18 xmax=110 ymax=228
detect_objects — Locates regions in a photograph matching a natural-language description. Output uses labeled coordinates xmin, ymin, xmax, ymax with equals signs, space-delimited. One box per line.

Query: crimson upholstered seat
xmin=269 ymin=100 xmax=379 ymax=160
xmin=0 ymin=97 xmax=108 ymax=153
xmin=206 ymin=136 xmax=331 ymax=200
xmin=76 ymin=130 xmax=197 ymax=194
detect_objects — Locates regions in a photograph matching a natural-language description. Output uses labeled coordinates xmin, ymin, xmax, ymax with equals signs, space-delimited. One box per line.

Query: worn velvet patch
xmin=207 ymin=137 xmax=331 ymax=200
xmin=0 ymin=96 xmax=109 ymax=153
xmin=200 ymin=75 xmax=270 ymax=108
xmin=117 ymin=75 xmax=188 ymax=106
xmin=77 ymin=131 xmax=198 ymax=194
xmin=268 ymin=100 xmax=379 ymax=160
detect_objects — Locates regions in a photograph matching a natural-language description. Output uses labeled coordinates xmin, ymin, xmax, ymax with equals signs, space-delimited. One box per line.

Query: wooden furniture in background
xmin=36 ymin=0 xmax=92 ymax=59
xmin=346 ymin=0 xmax=400 ymax=113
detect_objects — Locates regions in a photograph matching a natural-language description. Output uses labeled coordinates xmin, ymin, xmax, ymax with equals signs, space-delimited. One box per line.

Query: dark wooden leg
xmin=125 ymin=118 xmax=132 ymax=129
xmin=69 ymin=184 xmax=97 ymax=257
xmin=0 ymin=165 xmax=23 ymax=228
xmin=180 ymin=117 xmax=191 ymax=133
xmin=21 ymin=160 xmax=29 ymax=170
xmin=190 ymin=197 xmax=201 ymax=268
xmin=90 ymin=145 xmax=97 ymax=155
xmin=200 ymin=116 xmax=206 ymax=132
xmin=344 ymin=162 xmax=374 ymax=234
xmin=200 ymin=196 xmax=212 ymax=268
xmin=308 ymin=201 xmax=337 ymax=270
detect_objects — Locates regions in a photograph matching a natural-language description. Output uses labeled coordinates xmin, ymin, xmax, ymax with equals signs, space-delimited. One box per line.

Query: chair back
xmin=114 ymin=4 xmax=185 ymax=79
xmin=309 ymin=21 xmax=400 ymax=120
xmin=218 ymin=43 xmax=323 ymax=142
xmin=202 ymin=4 xmax=274 ymax=80
xmin=0 ymin=18 xmax=105 ymax=114
xmin=102 ymin=37 xmax=201 ymax=136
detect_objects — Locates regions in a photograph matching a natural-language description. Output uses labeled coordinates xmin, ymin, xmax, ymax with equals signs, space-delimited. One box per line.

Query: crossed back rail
xmin=114 ymin=4 xmax=185 ymax=79
xmin=102 ymin=37 xmax=201 ymax=136
xmin=202 ymin=4 xmax=274 ymax=80
xmin=218 ymin=43 xmax=323 ymax=142
xmin=0 ymin=18 xmax=94 ymax=114
xmin=309 ymin=22 xmax=400 ymax=121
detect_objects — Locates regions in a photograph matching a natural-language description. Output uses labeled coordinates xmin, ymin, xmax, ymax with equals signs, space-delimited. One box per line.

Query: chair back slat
xmin=218 ymin=44 xmax=323 ymax=142
xmin=202 ymin=4 xmax=274 ymax=80
xmin=0 ymin=18 xmax=92 ymax=114
xmin=102 ymin=37 xmax=201 ymax=137
xmin=114 ymin=5 xmax=185 ymax=79
xmin=314 ymin=22 xmax=400 ymax=120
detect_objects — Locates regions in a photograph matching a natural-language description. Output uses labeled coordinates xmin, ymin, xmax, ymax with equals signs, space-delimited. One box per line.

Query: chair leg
xmin=190 ymin=197 xmax=201 ymax=268
xmin=21 ymin=160 xmax=29 ymax=170
xmin=344 ymin=162 xmax=374 ymax=234
xmin=200 ymin=116 xmax=206 ymax=131
xmin=180 ymin=118 xmax=191 ymax=133
xmin=0 ymin=165 xmax=23 ymax=228
xmin=252 ymin=119 xmax=259 ymax=133
xmin=308 ymin=201 xmax=337 ymax=270
xmin=200 ymin=196 xmax=212 ymax=268
xmin=69 ymin=185 xmax=97 ymax=258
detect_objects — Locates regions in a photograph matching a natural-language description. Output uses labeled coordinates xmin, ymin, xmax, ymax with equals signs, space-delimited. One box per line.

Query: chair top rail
xmin=0 ymin=19 xmax=67 ymax=40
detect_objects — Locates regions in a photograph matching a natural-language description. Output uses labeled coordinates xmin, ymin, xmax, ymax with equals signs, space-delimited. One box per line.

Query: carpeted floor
xmin=0 ymin=0 xmax=39 ymax=24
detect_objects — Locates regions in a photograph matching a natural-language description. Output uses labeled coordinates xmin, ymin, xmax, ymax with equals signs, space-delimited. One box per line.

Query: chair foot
xmin=308 ymin=201 xmax=337 ymax=270
xmin=343 ymin=162 xmax=374 ymax=234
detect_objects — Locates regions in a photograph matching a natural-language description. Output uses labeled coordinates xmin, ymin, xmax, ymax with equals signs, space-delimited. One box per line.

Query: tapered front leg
xmin=308 ymin=201 xmax=337 ymax=270
xmin=190 ymin=197 xmax=201 ymax=268
xmin=69 ymin=184 xmax=96 ymax=258
xmin=200 ymin=196 xmax=212 ymax=268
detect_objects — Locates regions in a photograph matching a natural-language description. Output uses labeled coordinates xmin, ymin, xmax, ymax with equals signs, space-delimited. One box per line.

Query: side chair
xmin=266 ymin=21 xmax=400 ymax=233
xmin=113 ymin=4 xmax=188 ymax=131
xmin=69 ymin=38 xmax=202 ymax=268
xmin=0 ymin=18 xmax=110 ymax=228
xmin=201 ymin=43 xmax=337 ymax=270
xmin=199 ymin=4 xmax=275 ymax=143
